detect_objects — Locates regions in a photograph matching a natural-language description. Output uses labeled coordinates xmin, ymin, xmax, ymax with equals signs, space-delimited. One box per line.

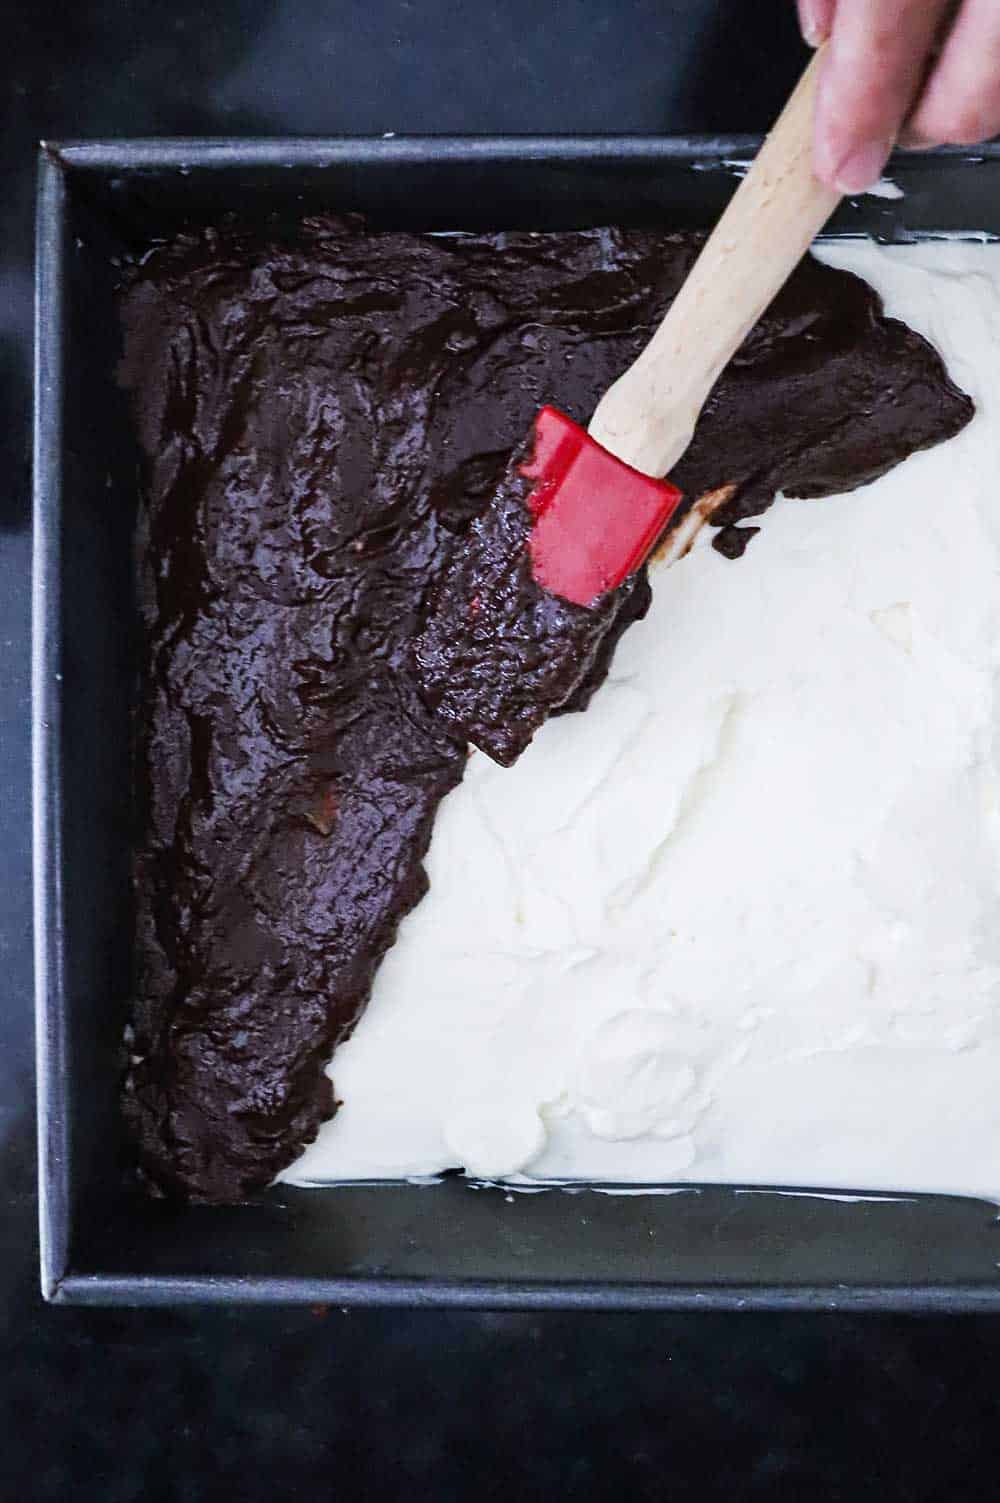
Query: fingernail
xmin=798 ymin=0 xmax=828 ymax=47
xmin=832 ymin=138 xmax=894 ymax=195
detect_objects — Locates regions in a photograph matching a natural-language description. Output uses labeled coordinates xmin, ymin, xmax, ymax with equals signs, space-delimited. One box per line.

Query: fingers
xmin=812 ymin=0 xmax=953 ymax=192
xmin=904 ymin=0 xmax=1000 ymax=146
xmin=798 ymin=0 xmax=837 ymax=48
xmin=801 ymin=0 xmax=1000 ymax=188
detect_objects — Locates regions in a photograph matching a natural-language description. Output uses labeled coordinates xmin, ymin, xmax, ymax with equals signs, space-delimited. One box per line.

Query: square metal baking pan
xmin=34 ymin=136 xmax=1000 ymax=1309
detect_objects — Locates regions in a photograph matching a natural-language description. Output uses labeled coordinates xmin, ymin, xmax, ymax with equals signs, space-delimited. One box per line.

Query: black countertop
xmin=4 ymin=1 xmax=999 ymax=1494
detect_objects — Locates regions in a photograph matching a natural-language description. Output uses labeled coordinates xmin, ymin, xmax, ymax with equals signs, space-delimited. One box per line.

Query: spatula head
xmin=522 ymin=406 xmax=684 ymax=607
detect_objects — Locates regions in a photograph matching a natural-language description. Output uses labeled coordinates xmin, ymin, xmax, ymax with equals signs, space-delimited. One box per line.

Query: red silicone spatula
xmin=525 ymin=47 xmax=841 ymax=606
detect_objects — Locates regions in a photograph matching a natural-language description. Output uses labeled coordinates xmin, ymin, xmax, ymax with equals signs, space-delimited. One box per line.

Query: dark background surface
xmin=4 ymin=1 xmax=999 ymax=1495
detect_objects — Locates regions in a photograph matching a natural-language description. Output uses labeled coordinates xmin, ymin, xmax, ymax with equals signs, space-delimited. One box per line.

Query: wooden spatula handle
xmin=588 ymin=47 xmax=840 ymax=478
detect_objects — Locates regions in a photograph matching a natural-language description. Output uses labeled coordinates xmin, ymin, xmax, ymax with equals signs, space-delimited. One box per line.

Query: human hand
xmin=798 ymin=0 xmax=1000 ymax=192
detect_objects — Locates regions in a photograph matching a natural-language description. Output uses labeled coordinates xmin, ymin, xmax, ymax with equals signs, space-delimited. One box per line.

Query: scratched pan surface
xmin=34 ymin=138 xmax=1000 ymax=1307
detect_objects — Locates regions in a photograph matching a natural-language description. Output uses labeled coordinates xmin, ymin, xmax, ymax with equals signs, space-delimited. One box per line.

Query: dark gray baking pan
xmin=33 ymin=137 xmax=1000 ymax=1308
